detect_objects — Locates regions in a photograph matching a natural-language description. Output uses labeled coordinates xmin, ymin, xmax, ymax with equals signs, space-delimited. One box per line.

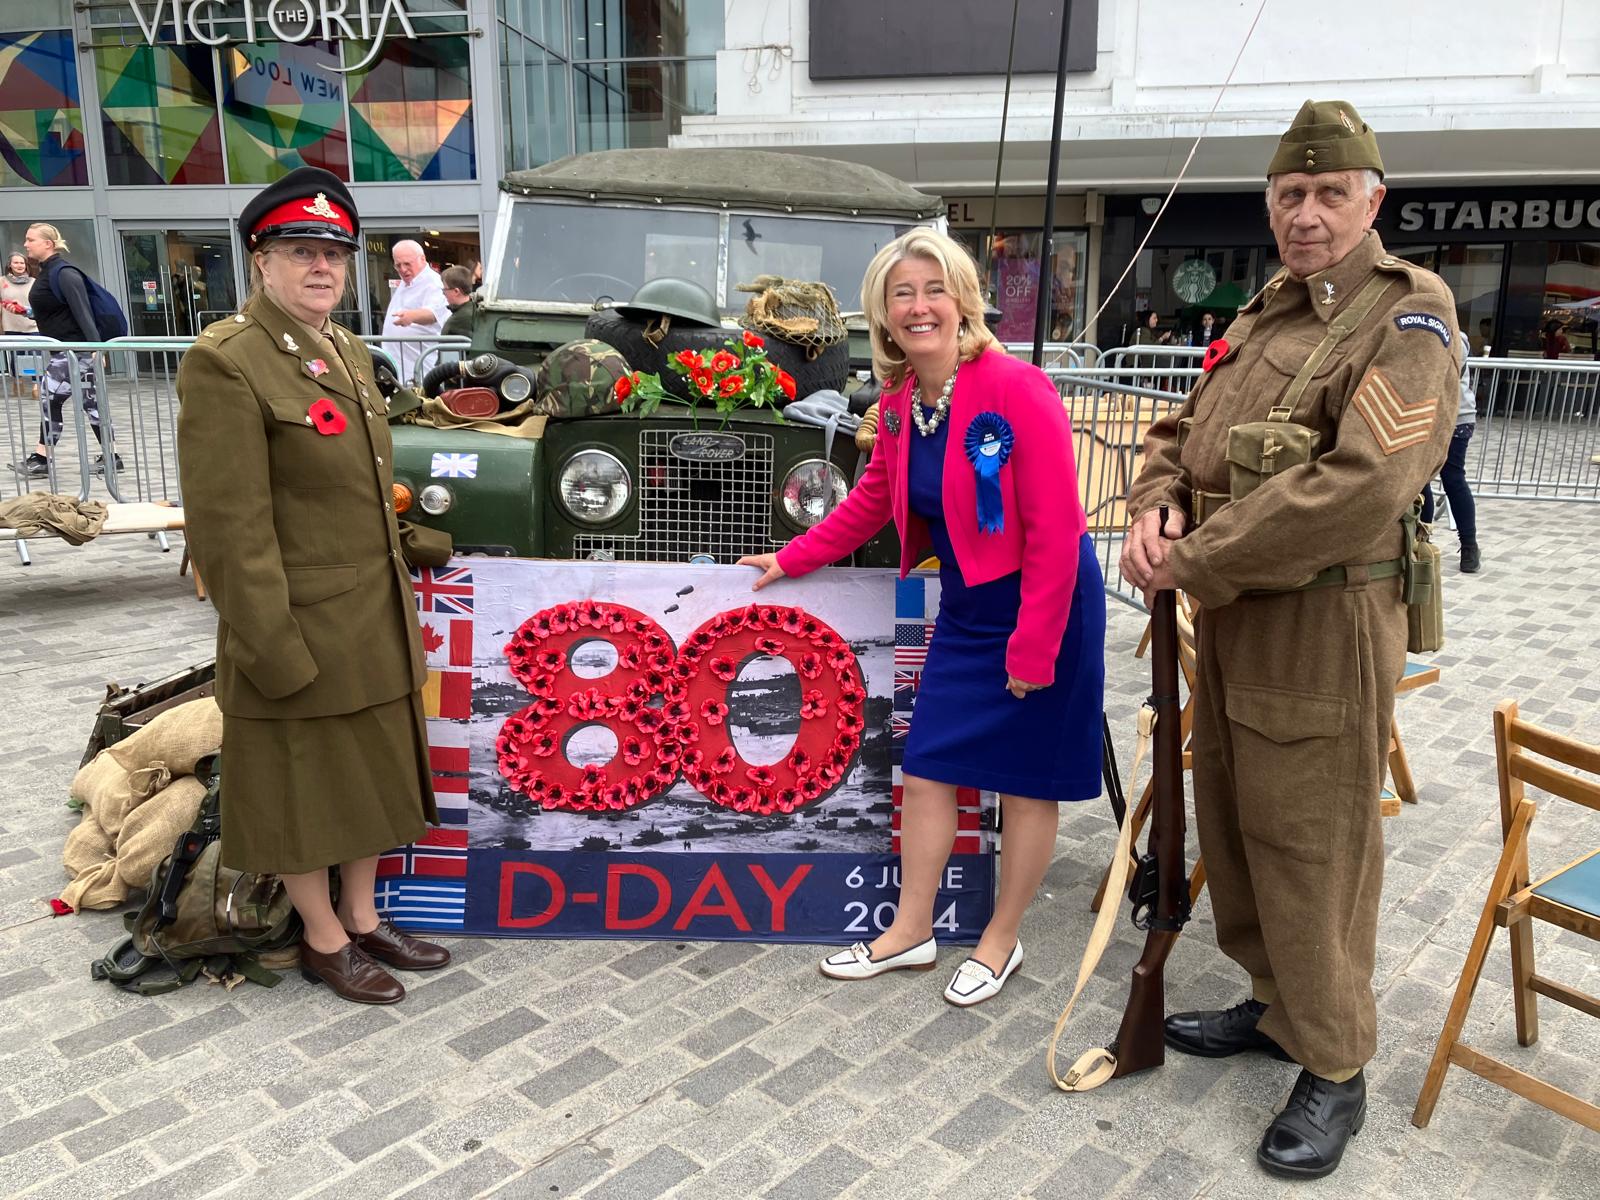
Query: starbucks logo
xmin=1173 ymin=258 xmax=1219 ymax=305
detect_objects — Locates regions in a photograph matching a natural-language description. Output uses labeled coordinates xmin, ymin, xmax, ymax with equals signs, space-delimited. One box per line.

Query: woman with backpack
xmin=20 ymin=223 xmax=119 ymax=476
xmin=177 ymin=168 xmax=455 ymax=1006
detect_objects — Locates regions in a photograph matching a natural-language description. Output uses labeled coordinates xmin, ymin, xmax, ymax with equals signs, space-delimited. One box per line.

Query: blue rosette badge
xmin=963 ymin=412 xmax=1014 ymax=534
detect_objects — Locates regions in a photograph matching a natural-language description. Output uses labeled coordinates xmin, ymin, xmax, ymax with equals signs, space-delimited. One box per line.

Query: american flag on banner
xmin=374 ymin=879 xmax=467 ymax=929
xmin=890 ymin=575 xmax=994 ymax=853
xmin=411 ymin=565 xmax=475 ymax=615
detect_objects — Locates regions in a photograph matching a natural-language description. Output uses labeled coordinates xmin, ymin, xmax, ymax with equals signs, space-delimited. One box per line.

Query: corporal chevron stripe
xmin=1352 ymin=368 xmax=1437 ymax=455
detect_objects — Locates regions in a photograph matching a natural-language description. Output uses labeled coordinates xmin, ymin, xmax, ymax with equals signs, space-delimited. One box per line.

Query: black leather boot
xmin=1460 ymin=542 xmax=1481 ymax=573
xmin=1164 ymin=997 xmax=1294 ymax=1060
xmin=1257 ymin=1068 xmax=1366 ymax=1179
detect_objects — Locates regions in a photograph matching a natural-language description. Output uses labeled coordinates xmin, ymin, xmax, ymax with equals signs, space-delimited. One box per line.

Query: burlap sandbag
xmin=62 ymin=698 xmax=222 ymax=910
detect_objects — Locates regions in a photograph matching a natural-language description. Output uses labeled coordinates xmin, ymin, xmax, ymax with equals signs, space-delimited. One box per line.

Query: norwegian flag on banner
xmin=411 ymin=565 xmax=475 ymax=615
xmin=378 ymin=827 xmax=468 ymax=878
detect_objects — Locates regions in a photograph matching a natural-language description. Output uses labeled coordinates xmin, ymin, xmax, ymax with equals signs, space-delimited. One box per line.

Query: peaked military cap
xmin=1267 ymin=100 xmax=1385 ymax=179
xmin=239 ymin=166 xmax=361 ymax=251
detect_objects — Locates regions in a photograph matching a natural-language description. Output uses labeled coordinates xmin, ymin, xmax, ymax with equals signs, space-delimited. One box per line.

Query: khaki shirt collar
xmin=245 ymin=291 xmax=358 ymax=402
xmin=1297 ymin=230 xmax=1386 ymax=324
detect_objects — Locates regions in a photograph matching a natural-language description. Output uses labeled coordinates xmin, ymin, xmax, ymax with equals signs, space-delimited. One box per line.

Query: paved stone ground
xmin=2 ymin=501 xmax=1597 ymax=1199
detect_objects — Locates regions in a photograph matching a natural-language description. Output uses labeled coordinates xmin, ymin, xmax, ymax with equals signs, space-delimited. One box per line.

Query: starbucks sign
xmin=1172 ymin=258 xmax=1218 ymax=305
xmin=123 ymin=0 xmax=441 ymax=72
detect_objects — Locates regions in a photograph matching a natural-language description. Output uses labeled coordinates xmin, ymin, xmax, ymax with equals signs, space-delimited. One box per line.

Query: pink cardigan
xmin=776 ymin=348 xmax=1087 ymax=685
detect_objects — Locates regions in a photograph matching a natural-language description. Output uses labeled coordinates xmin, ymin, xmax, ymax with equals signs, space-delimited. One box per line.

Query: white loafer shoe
xmin=819 ymin=936 xmax=938 ymax=980
xmin=943 ymin=940 xmax=1023 ymax=1007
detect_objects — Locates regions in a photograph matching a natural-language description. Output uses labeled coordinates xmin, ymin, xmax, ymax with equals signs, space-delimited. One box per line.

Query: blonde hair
xmin=861 ymin=228 xmax=996 ymax=387
xmin=26 ymin=223 xmax=68 ymax=254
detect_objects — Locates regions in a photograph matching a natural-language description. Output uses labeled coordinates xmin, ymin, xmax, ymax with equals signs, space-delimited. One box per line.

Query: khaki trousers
xmin=1188 ymin=580 xmax=1407 ymax=1078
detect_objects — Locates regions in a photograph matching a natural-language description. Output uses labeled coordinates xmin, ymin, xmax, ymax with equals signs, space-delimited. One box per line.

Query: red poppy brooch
xmin=308 ymin=397 xmax=346 ymax=436
xmin=1201 ymin=338 xmax=1230 ymax=373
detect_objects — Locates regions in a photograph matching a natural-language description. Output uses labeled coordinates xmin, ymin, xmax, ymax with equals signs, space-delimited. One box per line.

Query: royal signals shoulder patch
xmin=1352 ymin=368 xmax=1436 ymax=456
xmin=1394 ymin=312 xmax=1451 ymax=347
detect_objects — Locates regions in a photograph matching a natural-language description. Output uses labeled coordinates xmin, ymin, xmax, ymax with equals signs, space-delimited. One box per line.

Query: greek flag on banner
xmin=430 ymin=452 xmax=479 ymax=478
xmin=374 ymin=880 xmax=467 ymax=929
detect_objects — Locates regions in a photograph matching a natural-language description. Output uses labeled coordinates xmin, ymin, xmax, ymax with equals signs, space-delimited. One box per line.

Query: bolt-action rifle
xmin=1047 ymin=509 xmax=1192 ymax=1090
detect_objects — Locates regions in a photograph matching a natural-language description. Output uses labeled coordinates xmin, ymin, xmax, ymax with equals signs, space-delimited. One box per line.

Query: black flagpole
xmin=1031 ymin=0 xmax=1074 ymax=368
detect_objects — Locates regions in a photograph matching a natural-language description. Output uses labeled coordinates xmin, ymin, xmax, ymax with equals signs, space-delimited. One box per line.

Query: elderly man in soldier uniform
xmin=1121 ymin=102 xmax=1458 ymax=1178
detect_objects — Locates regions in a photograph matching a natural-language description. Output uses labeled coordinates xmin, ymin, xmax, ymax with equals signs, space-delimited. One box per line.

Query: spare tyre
xmin=585 ymin=308 xmax=848 ymax=405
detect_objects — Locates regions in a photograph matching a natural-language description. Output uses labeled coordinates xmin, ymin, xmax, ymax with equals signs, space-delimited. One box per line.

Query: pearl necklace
xmin=910 ymin=370 xmax=957 ymax=437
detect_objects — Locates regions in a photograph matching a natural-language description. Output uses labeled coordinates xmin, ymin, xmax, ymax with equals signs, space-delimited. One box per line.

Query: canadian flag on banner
xmin=418 ymin=615 xmax=472 ymax=669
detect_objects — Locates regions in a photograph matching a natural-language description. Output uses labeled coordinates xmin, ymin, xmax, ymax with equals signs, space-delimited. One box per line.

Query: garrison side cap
xmin=239 ymin=166 xmax=361 ymax=251
xmin=1267 ymin=100 xmax=1385 ymax=179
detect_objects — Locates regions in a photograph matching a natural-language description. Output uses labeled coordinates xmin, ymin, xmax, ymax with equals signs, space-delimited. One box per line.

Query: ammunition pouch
xmin=1403 ymin=500 xmax=1445 ymax=652
xmin=1226 ymin=420 xmax=1321 ymax=505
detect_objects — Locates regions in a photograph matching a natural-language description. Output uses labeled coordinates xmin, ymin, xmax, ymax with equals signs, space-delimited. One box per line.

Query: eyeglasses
xmin=275 ymin=245 xmax=352 ymax=267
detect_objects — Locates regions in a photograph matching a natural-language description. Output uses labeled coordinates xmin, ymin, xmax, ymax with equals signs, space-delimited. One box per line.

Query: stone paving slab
xmin=2 ymin=501 xmax=1598 ymax=1199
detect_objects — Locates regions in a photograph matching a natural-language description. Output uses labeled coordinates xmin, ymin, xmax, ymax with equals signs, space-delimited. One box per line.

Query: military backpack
xmin=90 ymin=754 xmax=302 ymax=995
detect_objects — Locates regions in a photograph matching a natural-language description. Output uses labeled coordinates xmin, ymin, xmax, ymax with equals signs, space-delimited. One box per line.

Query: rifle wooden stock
xmin=1109 ymin=588 xmax=1190 ymax=1080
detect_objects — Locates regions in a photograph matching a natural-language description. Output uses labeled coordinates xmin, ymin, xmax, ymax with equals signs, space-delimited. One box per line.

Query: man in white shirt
xmin=381 ymin=240 xmax=449 ymax=383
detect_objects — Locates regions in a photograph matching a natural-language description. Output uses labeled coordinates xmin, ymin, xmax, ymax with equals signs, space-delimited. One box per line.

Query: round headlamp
xmin=557 ymin=449 xmax=632 ymax=525
xmin=780 ymin=459 xmax=848 ymax=529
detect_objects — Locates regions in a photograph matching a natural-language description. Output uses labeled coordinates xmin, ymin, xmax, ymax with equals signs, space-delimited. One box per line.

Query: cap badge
xmin=303 ymin=192 xmax=340 ymax=220
xmin=1338 ymin=109 xmax=1356 ymax=133
xmin=1321 ymin=280 xmax=1337 ymax=306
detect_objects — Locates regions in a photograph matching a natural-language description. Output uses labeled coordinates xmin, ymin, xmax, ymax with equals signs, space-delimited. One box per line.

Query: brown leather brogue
xmin=345 ymin=918 xmax=451 ymax=971
xmin=300 ymin=941 xmax=405 ymax=1004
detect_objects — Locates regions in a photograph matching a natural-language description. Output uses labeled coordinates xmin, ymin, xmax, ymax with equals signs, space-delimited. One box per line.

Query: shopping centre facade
xmin=0 ymin=0 xmax=722 ymax=337
xmin=5 ymin=0 xmax=1600 ymax=357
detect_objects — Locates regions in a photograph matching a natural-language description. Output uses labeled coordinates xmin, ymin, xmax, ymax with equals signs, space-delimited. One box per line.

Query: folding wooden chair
xmin=1387 ymin=659 xmax=1441 ymax=808
xmin=1412 ymin=700 xmax=1600 ymax=1133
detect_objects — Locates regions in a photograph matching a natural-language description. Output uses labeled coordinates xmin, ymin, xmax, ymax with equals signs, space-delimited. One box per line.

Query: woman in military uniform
xmin=178 ymin=167 xmax=454 ymax=1005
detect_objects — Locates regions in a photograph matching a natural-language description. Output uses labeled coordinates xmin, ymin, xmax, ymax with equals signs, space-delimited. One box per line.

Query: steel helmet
xmin=617 ymin=277 xmax=721 ymax=328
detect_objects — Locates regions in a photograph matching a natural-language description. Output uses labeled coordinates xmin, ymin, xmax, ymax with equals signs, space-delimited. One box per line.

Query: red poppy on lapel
xmin=1202 ymin=338 xmax=1230 ymax=373
xmin=308 ymin=397 xmax=346 ymax=435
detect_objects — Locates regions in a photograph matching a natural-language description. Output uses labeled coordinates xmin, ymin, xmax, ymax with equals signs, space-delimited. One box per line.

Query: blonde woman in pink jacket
xmin=740 ymin=229 xmax=1106 ymax=1007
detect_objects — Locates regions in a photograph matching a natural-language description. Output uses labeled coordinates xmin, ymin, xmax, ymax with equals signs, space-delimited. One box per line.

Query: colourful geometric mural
xmin=221 ymin=40 xmax=349 ymax=184
xmin=347 ymin=21 xmax=475 ymax=182
xmin=95 ymin=42 xmax=225 ymax=185
xmin=0 ymin=30 xmax=88 ymax=187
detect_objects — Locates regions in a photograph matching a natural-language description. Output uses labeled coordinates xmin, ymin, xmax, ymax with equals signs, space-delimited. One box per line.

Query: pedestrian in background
xmin=739 ymin=229 xmax=1106 ymax=1008
xmin=178 ymin=167 xmax=454 ymax=1006
xmin=381 ymin=239 xmax=449 ymax=385
xmin=1421 ymin=331 xmax=1481 ymax=573
xmin=19 ymin=224 xmax=116 ymax=477
xmin=440 ymin=264 xmax=476 ymax=338
xmin=2 ymin=250 xmax=37 ymax=399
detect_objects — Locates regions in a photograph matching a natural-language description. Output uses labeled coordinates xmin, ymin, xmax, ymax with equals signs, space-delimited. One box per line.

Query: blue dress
xmin=902 ymin=406 xmax=1106 ymax=801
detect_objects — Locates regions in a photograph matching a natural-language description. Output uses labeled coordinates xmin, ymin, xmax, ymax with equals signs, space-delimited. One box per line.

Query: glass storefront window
xmin=347 ymin=17 xmax=475 ymax=182
xmin=95 ymin=42 xmax=225 ymax=185
xmin=1132 ymin=246 xmax=1265 ymax=345
xmin=364 ymin=230 xmax=481 ymax=338
xmin=574 ymin=58 xmax=716 ymax=152
xmin=572 ymin=0 xmax=724 ymax=58
xmin=0 ymin=2 xmax=70 ymax=33
xmin=725 ymin=215 xmax=909 ymax=312
xmin=221 ymin=40 xmax=349 ymax=183
xmin=503 ymin=0 xmax=569 ymax=54
xmin=960 ymin=230 xmax=1088 ymax=344
xmin=0 ymin=218 xmax=99 ymax=282
xmin=0 ymin=30 xmax=88 ymax=187
xmin=496 ymin=202 xmax=719 ymax=304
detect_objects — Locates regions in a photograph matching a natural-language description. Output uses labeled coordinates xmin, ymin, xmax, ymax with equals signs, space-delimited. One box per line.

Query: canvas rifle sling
xmin=1045 ymin=701 xmax=1158 ymax=1092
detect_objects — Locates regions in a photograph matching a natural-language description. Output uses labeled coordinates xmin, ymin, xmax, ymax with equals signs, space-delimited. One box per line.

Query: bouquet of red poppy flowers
xmin=615 ymin=330 xmax=798 ymax=428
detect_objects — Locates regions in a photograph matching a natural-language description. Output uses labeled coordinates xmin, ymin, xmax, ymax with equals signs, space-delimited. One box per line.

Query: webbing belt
xmin=1242 ymin=556 xmax=1405 ymax=597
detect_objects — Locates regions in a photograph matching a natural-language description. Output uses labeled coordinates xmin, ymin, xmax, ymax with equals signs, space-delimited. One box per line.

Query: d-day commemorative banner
xmin=377 ymin=559 xmax=996 ymax=944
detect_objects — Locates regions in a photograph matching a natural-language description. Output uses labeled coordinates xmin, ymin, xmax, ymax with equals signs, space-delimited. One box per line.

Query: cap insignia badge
xmin=283 ymin=332 xmax=299 ymax=352
xmin=1321 ymin=280 xmax=1337 ymax=306
xmin=303 ymin=192 xmax=339 ymax=219
xmin=1338 ymin=109 xmax=1356 ymax=133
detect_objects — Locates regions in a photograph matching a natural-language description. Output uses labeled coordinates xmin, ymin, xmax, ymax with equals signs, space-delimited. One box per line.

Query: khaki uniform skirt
xmin=221 ymin=691 xmax=438 ymax=874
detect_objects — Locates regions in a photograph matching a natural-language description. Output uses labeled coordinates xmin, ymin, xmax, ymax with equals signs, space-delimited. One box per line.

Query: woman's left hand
xmin=1006 ymin=675 xmax=1044 ymax=700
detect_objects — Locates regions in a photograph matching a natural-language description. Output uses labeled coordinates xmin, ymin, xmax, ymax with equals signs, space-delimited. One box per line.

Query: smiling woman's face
xmin=256 ymin=239 xmax=348 ymax=327
xmin=7 ymin=254 xmax=26 ymax=276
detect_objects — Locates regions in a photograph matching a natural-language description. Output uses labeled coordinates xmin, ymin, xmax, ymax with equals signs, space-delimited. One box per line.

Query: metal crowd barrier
xmin=1466 ymin=357 xmax=1600 ymax=502
xmin=1000 ymin=341 xmax=1098 ymax=370
xmin=2 ymin=331 xmax=469 ymax=565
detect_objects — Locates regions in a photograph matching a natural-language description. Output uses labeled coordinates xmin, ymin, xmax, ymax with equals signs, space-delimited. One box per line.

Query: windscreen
xmin=726 ymin=214 xmax=910 ymax=311
xmin=497 ymin=201 xmax=720 ymax=305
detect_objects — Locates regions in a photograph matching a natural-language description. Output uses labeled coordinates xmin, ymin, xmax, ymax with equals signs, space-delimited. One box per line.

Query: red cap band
xmin=252 ymin=192 xmax=354 ymax=241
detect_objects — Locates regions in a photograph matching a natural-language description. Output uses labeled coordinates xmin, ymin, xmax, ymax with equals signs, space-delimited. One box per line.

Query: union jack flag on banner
xmin=411 ymin=565 xmax=475 ymax=615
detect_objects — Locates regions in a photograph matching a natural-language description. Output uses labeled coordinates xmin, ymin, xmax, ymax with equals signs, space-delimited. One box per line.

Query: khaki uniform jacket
xmin=178 ymin=293 xmax=451 ymax=720
xmin=1129 ymin=232 xmax=1458 ymax=603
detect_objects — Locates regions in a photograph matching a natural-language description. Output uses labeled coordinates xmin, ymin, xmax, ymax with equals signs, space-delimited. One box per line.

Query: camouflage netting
xmin=737 ymin=276 xmax=847 ymax=360
xmin=536 ymin=338 xmax=631 ymax=418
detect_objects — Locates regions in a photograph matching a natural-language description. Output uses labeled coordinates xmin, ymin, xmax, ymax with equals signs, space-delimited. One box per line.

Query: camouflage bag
xmin=536 ymin=338 xmax=631 ymax=418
